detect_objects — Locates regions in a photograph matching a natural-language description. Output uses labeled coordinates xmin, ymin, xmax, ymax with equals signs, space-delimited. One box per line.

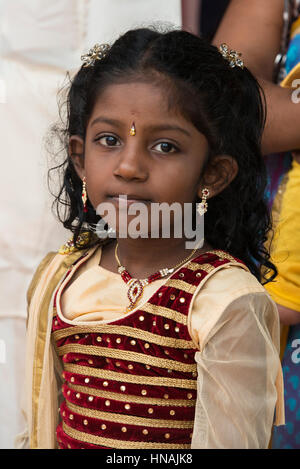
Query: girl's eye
xmin=153 ymin=142 xmax=178 ymax=153
xmin=95 ymin=135 xmax=121 ymax=147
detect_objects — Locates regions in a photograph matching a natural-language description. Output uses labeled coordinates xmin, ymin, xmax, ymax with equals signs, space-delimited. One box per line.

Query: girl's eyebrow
xmin=90 ymin=116 xmax=191 ymax=137
xmin=90 ymin=117 xmax=122 ymax=127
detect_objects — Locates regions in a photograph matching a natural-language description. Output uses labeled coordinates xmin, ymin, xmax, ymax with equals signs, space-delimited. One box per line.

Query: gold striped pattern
xmin=62 ymin=422 xmax=191 ymax=449
xmin=52 ymin=324 xmax=194 ymax=349
xmin=140 ymin=303 xmax=188 ymax=325
xmin=68 ymin=383 xmax=196 ymax=407
xmin=210 ymin=250 xmax=236 ymax=262
xmin=165 ymin=279 xmax=196 ymax=293
xmin=66 ymin=401 xmax=194 ymax=429
xmin=187 ymin=262 xmax=216 ymax=273
xmin=64 ymin=363 xmax=197 ymax=389
xmin=58 ymin=344 xmax=196 ymax=372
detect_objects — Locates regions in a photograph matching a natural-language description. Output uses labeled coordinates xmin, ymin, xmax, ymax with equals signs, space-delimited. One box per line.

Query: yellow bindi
xmin=129 ymin=122 xmax=136 ymax=136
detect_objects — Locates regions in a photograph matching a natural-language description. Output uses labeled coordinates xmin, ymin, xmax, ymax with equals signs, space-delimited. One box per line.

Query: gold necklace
xmin=115 ymin=241 xmax=203 ymax=312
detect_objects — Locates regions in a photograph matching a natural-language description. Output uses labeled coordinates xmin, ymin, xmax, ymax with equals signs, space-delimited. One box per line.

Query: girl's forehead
xmin=88 ymin=81 xmax=196 ymax=130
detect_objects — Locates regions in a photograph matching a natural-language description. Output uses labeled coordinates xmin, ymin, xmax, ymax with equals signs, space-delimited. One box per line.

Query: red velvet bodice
xmin=52 ymin=249 xmax=245 ymax=449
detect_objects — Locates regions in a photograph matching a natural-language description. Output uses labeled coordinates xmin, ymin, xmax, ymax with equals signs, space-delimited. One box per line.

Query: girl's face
xmin=70 ymin=81 xmax=238 ymax=234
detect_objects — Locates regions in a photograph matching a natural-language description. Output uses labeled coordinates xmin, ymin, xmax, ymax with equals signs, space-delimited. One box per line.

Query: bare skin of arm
xmin=181 ymin=0 xmax=201 ymax=35
xmin=212 ymin=0 xmax=300 ymax=155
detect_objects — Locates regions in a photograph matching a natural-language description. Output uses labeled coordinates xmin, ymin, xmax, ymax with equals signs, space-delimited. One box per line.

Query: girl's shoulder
xmin=27 ymin=232 xmax=97 ymax=309
xmin=190 ymin=260 xmax=279 ymax=351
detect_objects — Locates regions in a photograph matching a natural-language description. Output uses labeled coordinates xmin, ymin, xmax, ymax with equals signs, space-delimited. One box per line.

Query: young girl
xmin=20 ymin=27 xmax=285 ymax=449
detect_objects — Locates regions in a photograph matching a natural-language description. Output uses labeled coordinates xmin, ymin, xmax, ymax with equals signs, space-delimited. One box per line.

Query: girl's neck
xmin=100 ymin=237 xmax=213 ymax=279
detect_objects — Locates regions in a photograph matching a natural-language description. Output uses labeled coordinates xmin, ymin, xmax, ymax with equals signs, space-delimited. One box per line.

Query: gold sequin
xmin=70 ymin=377 xmax=75 ymax=383
xmin=88 ymin=396 xmax=94 ymax=402
xmin=124 ymin=404 xmax=131 ymax=410
xmin=103 ymin=381 xmax=109 ymax=387
xmin=130 ymin=340 xmax=136 ymax=346
xmin=106 ymin=338 xmax=111 ymax=343
xmin=85 ymin=378 xmax=90 ymax=384
xmin=158 ymin=292 xmax=163 ymax=297
xmin=164 ymin=394 xmax=169 ymax=399
xmin=83 ymin=419 xmax=88 ymax=426
xmin=128 ymin=364 xmax=134 ymax=370
xmin=96 ymin=336 xmax=102 ymax=342
xmin=101 ymin=424 xmax=106 ymax=430
xmin=141 ymin=389 xmax=147 ymax=396
xmin=69 ymin=414 xmax=74 ymax=420
xmin=170 ymin=410 xmax=175 ymax=416
xmin=139 ymin=316 xmax=144 ymax=321
xmin=152 ymin=321 xmax=156 ymax=326
xmin=116 ymin=362 xmax=121 ymax=367
xmin=165 ymin=433 xmax=170 ymax=439
xmin=75 ymin=335 xmax=80 ymax=340
xmin=142 ymin=429 xmax=148 ymax=435
xmin=184 ymin=353 xmax=188 ymax=359
xmin=88 ymin=359 xmax=93 ymax=365
xmin=164 ymin=350 xmax=170 ymax=355
xmin=164 ymin=324 xmax=170 ymax=330
xmin=196 ymin=272 xmax=202 ymax=278
xmin=179 ymin=297 xmax=185 ymax=303
xmin=76 ymin=393 xmax=81 ymax=399
xmin=187 ymin=393 xmax=193 ymax=399
xmin=120 ymin=385 xmax=126 ymax=392
xmin=148 ymin=408 xmax=154 ymax=414
xmin=105 ymin=400 xmax=111 ymax=406
xmin=121 ymin=427 xmax=127 ymax=433
xmin=179 ymin=272 xmax=185 ymax=278
xmin=116 ymin=338 xmax=122 ymax=344
xmin=170 ymin=294 xmax=176 ymax=300
xmin=144 ymin=343 xmax=150 ymax=349
xmin=175 ymin=327 xmax=180 ymax=333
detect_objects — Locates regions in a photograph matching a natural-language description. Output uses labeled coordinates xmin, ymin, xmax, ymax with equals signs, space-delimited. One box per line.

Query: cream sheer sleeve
xmin=190 ymin=289 xmax=283 ymax=449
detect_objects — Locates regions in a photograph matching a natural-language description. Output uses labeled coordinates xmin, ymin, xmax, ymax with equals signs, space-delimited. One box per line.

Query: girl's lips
xmin=108 ymin=195 xmax=151 ymax=207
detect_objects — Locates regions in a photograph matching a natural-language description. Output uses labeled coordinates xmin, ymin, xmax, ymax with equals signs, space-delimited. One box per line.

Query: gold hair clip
xmin=81 ymin=43 xmax=110 ymax=68
xmin=219 ymin=43 xmax=244 ymax=69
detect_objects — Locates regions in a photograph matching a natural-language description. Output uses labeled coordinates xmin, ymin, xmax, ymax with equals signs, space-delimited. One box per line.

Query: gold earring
xmin=130 ymin=122 xmax=136 ymax=136
xmin=82 ymin=177 xmax=88 ymax=213
xmin=197 ymin=188 xmax=210 ymax=216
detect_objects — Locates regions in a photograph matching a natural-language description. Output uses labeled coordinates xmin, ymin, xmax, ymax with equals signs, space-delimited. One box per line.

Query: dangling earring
xmin=82 ymin=177 xmax=88 ymax=213
xmin=197 ymin=188 xmax=210 ymax=216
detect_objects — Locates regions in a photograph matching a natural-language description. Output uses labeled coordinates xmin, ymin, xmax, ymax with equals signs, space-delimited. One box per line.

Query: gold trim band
xmin=140 ymin=303 xmax=188 ymax=325
xmin=52 ymin=324 xmax=195 ymax=349
xmin=68 ymin=383 xmax=196 ymax=407
xmin=165 ymin=279 xmax=196 ymax=293
xmin=187 ymin=262 xmax=216 ymax=273
xmin=66 ymin=401 xmax=194 ymax=429
xmin=64 ymin=363 xmax=198 ymax=389
xmin=62 ymin=422 xmax=191 ymax=449
xmin=58 ymin=344 xmax=197 ymax=373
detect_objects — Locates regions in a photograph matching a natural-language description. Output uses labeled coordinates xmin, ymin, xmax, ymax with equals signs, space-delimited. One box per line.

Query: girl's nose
xmin=113 ymin=148 xmax=148 ymax=182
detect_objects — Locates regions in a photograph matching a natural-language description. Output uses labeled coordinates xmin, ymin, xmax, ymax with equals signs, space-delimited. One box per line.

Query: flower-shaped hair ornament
xmin=219 ymin=43 xmax=244 ymax=69
xmin=81 ymin=43 xmax=110 ymax=68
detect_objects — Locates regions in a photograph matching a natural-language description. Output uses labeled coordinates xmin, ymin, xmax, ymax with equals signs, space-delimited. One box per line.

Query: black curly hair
xmin=48 ymin=26 xmax=277 ymax=285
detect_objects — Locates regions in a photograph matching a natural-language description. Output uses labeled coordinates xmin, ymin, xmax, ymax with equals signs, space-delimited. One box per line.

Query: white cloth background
xmin=0 ymin=0 xmax=181 ymax=448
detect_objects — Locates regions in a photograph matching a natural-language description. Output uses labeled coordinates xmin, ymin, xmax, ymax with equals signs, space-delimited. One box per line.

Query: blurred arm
xmin=213 ymin=0 xmax=300 ymax=154
xmin=181 ymin=0 xmax=201 ymax=35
